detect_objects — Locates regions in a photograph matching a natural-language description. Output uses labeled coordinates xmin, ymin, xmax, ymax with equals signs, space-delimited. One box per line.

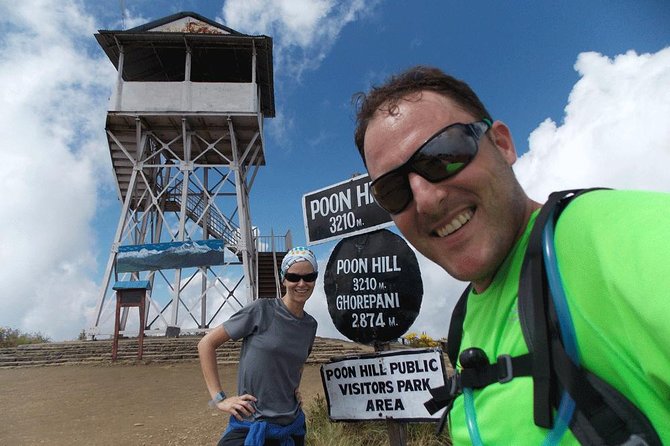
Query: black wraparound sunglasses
xmin=284 ymin=272 xmax=318 ymax=283
xmin=370 ymin=119 xmax=492 ymax=214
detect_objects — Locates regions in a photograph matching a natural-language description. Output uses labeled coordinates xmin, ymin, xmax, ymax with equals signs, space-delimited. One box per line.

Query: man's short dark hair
xmin=353 ymin=65 xmax=492 ymax=164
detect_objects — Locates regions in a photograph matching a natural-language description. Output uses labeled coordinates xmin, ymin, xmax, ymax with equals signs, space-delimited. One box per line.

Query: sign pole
xmin=376 ymin=341 xmax=408 ymax=446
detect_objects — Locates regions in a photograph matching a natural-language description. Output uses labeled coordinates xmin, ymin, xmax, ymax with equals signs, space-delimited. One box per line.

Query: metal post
xmin=201 ymin=168 xmax=209 ymax=328
xmin=251 ymin=41 xmax=256 ymax=84
xmin=114 ymin=43 xmax=124 ymax=110
xmin=229 ymin=117 xmax=256 ymax=304
xmin=270 ymin=228 xmax=281 ymax=299
xmin=91 ymin=167 xmax=138 ymax=331
xmin=169 ymin=118 xmax=191 ymax=328
xmin=185 ymin=46 xmax=191 ymax=81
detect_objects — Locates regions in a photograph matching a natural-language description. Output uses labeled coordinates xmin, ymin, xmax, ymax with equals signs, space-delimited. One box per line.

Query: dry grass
xmin=305 ymin=394 xmax=451 ymax=446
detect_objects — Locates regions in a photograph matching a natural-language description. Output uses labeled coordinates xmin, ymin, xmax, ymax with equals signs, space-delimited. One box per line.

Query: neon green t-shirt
xmin=449 ymin=190 xmax=670 ymax=445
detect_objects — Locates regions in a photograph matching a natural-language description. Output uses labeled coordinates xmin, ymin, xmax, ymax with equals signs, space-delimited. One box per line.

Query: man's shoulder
xmin=552 ymin=188 xmax=670 ymax=281
xmin=557 ymin=189 xmax=669 ymax=228
xmin=546 ymin=188 xmax=670 ymax=278
xmin=565 ymin=188 xmax=668 ymax=210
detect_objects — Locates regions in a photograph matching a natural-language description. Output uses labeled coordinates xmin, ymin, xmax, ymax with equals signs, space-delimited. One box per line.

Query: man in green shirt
xmin=353 ymin=65 xmax=669 ymax=444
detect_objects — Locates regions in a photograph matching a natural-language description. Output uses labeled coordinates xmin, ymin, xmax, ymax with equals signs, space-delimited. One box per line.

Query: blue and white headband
xmin=280 ymin=246 xmax=318 ymax=279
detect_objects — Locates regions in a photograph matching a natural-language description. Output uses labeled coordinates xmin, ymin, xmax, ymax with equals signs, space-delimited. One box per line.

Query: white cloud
xmin=121 ymin=10 xmax=151 ymax=30
xmin=220 ymin=0 xmax=377 ymax=80
xmin=403 ymin=253 xmax=465 ymax=341
xmin=223 ymin=0 xmax=332 ymax=48
xmin=0 ymin=1 xmax=115 ymax=340
xmin=265 ymin=108 xmax=295 ymax=149
xmin=219 ymin=0 xmax=379 ymax=147
xmin=516 ymin=48 xmax=670 ymax=201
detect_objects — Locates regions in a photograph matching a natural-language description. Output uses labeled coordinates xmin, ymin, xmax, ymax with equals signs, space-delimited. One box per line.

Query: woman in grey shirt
xmin=198 ymin=247 xmax=319 ymax=446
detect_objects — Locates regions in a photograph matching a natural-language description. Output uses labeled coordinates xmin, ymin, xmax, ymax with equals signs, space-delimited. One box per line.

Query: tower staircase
xmin=165 ymin=183 xmax=287 ymax=296
xmin=257 ymin=252 xmax=286 ymax=298
xmin=164 ymin=182 xmax=241 ymax=248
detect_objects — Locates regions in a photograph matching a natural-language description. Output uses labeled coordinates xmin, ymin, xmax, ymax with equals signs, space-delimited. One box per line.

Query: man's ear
xmin=489 ymin=121 xmax=517 ymax=166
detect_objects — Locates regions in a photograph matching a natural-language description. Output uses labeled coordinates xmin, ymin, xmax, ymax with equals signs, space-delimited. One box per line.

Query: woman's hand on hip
xmin=215 ymin=394 xmax=257 ymax=421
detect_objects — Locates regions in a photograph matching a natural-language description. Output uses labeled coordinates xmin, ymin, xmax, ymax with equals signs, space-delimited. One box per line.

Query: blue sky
xmin=1 ymin=0 xmax=668 ymax=341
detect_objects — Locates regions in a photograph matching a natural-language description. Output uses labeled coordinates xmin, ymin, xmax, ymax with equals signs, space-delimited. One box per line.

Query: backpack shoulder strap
xmin=446 ymin=284 xmax=472 ymax=368
xmin=519 ymin=188 xmax=589 ymax=427
xmin=519 ymin=188 xmax=661 ymax=445
xmin=423 ymin=284 xmax=471 ymax=431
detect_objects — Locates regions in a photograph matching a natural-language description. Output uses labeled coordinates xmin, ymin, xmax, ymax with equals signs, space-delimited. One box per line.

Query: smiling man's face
xmin=363 ymin=91 xmax=533 ymax=291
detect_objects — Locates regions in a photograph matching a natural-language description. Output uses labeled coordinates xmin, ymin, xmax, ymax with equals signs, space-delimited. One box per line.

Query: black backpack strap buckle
xmin=459 ymin=352 xmax=533 ymax=389
xmin=496 ymin=354 xmax=514 ymax=383
xmin=424 ymin=374 xmax=462 ymax=434
xmin=424 ymin=373 xmax=461 ymax=415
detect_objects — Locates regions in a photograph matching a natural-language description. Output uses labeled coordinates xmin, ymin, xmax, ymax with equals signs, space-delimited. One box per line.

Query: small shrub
xmin=0 ymin=326 xmax=50 ymax=348
xmin=402 ymin=332 xmax=445 ymax=348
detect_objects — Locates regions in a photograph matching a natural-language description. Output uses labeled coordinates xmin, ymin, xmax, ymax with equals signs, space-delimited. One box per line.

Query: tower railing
xmin=255 ymin=230 xmax=292 ymax=253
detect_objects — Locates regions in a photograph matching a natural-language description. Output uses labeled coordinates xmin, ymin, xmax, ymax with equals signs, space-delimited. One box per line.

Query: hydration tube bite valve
xmin=459 ymin=347 xmax=489 ymax=369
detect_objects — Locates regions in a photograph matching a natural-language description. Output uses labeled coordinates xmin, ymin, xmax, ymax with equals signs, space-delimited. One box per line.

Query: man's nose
xmin=408 ymin=173 xmax=447 ymax=215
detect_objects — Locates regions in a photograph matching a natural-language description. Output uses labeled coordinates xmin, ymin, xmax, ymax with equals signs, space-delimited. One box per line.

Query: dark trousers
xmin=217 ymin=428 xmax=305 ymax=446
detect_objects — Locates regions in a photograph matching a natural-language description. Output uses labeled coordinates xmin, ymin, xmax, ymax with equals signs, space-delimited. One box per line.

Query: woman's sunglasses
xmin=370 ymin=119 xmax=492 ymax=214
xmin=284 ymin=272 xmax=318 ymax=283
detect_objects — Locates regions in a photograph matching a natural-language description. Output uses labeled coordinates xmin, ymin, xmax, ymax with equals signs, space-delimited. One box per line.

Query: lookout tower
xmin=90 ymin=12 xmax=287 ymax=338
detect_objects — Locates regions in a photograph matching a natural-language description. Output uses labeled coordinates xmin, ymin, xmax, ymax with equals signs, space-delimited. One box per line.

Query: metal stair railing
xmin=255 ymin=230 xmax=291 ymax=253
xmin=184 ymin=193 xmax=239 ymax=246
xmin=166 ymin=184 xmax=241 ymax=246
xmin=270 ymin=229 xmax=280 ymax=298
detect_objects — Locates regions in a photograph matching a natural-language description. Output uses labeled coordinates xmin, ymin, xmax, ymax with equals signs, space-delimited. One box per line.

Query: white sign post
xmin=320 ymin=348 xmax=447 ymax=422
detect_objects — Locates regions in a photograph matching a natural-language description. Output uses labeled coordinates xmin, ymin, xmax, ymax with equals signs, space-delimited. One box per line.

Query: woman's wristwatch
xmin=208 ymin=391 xmax=227 ymax=408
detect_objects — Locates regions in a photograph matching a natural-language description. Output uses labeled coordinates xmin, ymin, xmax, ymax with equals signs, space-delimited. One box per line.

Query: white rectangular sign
xmin=320 ymin=348 xmax=446 ymax=421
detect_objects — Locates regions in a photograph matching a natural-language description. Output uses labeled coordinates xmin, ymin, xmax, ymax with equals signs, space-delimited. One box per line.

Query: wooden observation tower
xmin=90 ymin=12 xmax=287 ymax=339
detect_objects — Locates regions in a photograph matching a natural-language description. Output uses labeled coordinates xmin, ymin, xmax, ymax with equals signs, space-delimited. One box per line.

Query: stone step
xmin=0 ymin=337 xmax=362 ymax=351
xmin=0 ymin=354 xmax=352 ymax=369
xmin=0 ymin=336 xmax=373 ymax=369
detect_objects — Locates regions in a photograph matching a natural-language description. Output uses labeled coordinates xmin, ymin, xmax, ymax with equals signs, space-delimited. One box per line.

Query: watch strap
xmin=208 ymin=391 xmax=226 ymax=408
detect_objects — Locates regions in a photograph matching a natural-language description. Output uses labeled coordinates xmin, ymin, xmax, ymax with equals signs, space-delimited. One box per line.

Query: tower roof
xmin=124 ymin=11 xmax=239 ymax=34
xmin=95 ymin=11 xmax=275 ymax=117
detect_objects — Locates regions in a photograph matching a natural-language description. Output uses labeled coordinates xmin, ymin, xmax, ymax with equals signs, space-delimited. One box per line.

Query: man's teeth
xmin=436 ymin=210 xmax=473 ymax=237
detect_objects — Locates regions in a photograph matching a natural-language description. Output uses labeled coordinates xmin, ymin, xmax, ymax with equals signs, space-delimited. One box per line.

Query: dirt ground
xmin=0 ymin=362 xmax=326 ymax=446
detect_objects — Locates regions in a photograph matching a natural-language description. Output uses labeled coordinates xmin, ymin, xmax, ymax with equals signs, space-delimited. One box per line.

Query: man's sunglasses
xmin=370 ymin=119 xmax=492 ymax=214
xmin=284 ymin=272 xmax=318 ymax=283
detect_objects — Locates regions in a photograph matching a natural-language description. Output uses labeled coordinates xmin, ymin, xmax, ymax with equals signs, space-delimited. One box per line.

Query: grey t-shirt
xmin=223 ymin=298 xmax=317 ymax=425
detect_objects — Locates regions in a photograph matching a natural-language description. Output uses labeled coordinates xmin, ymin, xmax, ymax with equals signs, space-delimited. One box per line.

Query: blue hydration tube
xmin=541 ymin=208 xmax=580 ymax=446
xmin=464 ymin=387 xmax=484 ymax=446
